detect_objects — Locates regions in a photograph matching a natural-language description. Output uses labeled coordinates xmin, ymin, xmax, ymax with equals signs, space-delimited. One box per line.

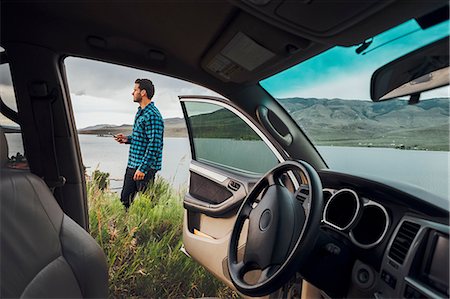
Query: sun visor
xmin=202 ymin=13 xmax=311 ymax=83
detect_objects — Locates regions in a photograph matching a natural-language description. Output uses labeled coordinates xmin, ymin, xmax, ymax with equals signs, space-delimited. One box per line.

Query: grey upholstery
xmin=0 ymin=128 xmax=108 ymax=298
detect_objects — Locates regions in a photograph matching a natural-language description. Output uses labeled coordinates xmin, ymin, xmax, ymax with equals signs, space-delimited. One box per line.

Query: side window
xmin=0 ymin=61 xmax=28 ymax=169
xmin=184 ymin=101 xmax=279 ymax=175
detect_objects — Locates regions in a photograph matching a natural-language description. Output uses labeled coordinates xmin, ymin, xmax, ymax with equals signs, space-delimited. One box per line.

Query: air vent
xmin=295 ymin=184 xmax=309 ymax=204
xmin=389 ymin=221 xmax=421 ymax=265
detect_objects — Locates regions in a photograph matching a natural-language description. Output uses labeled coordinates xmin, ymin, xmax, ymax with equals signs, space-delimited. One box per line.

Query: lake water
xmin=78 ymin=135 xmax=191 ymax=191
xmin=4 ymin=134 xmax=449 ymax=199
xmin=317 ymin=146 xmax=449 ymax=200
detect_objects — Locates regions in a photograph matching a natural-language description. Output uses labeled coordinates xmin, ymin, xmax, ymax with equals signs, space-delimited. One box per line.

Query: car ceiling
xmin=2 ymin=0 xmax=447 ymax=97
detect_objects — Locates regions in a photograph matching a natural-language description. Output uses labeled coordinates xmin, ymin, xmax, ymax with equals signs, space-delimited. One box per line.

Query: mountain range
xmin=78 ymin=97 xmax=449 ymax=150
xmin=78 ymin=117 xmax=187 ymax=138
xmin=277 ymin=97 xmax=449 ymax=150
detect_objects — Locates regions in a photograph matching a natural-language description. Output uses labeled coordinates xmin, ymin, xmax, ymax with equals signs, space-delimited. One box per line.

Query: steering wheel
xmin=228 ymin=160 xmax=323 ymax=296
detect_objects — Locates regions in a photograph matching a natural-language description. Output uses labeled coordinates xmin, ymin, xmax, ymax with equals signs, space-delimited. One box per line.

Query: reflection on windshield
xmin=260 ymin=18 xmax=449 ymax=198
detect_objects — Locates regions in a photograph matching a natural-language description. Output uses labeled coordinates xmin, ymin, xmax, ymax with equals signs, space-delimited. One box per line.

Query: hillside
xmin=188 ymin=108 xmax=259 ymax=140
xmin=78 ymin=118 xmax=187 ymax=138
xmin=278 ymin=97 xmax=449 ymax=150
xmin=79 ymin=98 xmax=449 ymax=150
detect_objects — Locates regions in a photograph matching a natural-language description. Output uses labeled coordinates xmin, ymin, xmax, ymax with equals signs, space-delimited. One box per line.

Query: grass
xmin=87 ymin=174 xmax=239 ymax=298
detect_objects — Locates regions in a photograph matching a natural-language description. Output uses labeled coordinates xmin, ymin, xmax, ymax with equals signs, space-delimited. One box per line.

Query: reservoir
xmin=5 ymin=133 xmax=449 ymax=199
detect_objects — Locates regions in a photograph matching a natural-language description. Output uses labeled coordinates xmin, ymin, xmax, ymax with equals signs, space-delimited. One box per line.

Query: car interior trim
xmin=190 ymin=163 xmax=228 ymax=184
xmin=322 ymin=188 xmax=361 ymax=231
xmin=379 ymin=216 xmax=449 ymax=299
xmin=404 ymin=277 xmax=442 ymax=299
xmin=349 ymin=200 xmax=390 ymax=249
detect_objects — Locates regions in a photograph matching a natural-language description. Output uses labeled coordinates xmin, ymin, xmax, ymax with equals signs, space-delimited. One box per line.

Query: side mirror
xmin=370 ymin=37 xmax=449 ymax=103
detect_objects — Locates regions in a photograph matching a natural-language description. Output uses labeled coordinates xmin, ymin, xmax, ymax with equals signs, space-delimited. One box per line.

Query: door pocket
xmin=189 ymin=172 xmax=232 ymax=204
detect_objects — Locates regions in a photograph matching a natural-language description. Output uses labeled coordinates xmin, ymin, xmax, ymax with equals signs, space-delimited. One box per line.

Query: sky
xmin=260 ymin=19 xmax=450 ymax=100
xmin=64 ymin=58 xmax=220 ymax=128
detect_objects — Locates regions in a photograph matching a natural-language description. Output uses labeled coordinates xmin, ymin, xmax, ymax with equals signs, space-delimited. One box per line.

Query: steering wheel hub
xmin=259 ymin=209 xmax=272 ymax=231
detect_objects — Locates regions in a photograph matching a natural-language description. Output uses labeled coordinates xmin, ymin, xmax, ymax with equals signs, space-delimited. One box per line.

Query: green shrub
xmin=88 ymin=176 xmax=239 ymax=298
xmin=91 ymin=169 xmax=110 ymax=190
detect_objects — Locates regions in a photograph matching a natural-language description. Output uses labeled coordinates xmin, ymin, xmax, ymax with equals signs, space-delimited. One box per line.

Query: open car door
xmin=179 ymin=96 xmax=288 ymax=290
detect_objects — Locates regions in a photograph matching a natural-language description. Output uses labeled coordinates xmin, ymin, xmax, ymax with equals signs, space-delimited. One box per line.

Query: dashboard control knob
xmin=352 ymin=260 xmax=375 ymax=289
xmin=358 ymin=268 xmax=370 ymax=283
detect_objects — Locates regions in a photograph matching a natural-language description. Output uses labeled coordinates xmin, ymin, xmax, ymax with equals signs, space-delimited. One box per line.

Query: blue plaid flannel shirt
xmin=126 ymin=102 xmax=164 ymax=174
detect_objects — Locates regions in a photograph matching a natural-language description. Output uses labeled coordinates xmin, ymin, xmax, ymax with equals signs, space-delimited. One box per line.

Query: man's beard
xmin=133 ymin=96 xmax=141 ymax=103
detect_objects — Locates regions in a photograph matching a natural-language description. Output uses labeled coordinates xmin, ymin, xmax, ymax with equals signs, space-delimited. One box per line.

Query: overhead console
xmin=201 ymin=12 xmax=313 ymax=83
xmin=377 ymin=217 xmax=449 ymax=298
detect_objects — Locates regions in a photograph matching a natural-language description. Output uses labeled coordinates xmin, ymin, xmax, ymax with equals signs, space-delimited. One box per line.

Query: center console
xmin=377 ymin=216 xmax=449 ymax=298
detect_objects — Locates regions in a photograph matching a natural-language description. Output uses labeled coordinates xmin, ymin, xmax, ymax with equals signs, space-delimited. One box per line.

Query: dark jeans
xmin=120 ymin=167 xmax=156 ymax=208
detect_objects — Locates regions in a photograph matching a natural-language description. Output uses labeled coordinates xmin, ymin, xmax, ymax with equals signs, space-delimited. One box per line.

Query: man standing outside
xmin=115 ymin=79 xmax=164 ymax=208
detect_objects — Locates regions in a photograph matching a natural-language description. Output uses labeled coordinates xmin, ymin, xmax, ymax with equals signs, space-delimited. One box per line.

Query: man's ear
xmin=141 ymin=89 xmax=146 ymax=97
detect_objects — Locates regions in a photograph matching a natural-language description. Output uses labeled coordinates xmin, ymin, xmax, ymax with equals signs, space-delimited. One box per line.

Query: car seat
xmin=0 ymin=128 xmax=109 ymax=298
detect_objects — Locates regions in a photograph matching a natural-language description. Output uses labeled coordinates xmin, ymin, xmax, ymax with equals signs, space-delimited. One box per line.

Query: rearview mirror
xmin=370 ymin=37 xmax=449 ymax=102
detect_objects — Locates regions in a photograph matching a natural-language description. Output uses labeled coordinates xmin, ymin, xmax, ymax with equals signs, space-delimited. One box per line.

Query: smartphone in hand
xmin=114 ymin=134 xmax=126 ymax=144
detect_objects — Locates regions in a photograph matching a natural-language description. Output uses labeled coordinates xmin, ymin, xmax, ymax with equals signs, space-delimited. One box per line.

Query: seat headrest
xmin=1 ymin=128 xmax=9 ymax=167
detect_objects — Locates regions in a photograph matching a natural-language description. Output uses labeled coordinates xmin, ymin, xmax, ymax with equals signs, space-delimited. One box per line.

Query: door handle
xmin=257 ymin=106 xmax=292 ymax=147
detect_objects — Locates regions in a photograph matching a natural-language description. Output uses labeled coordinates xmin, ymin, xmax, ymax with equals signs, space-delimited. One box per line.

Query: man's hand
xmin=114 ymin=133 xmax=128 ymax=144
xmin=133 ymin=170 xmax=145 ymax=181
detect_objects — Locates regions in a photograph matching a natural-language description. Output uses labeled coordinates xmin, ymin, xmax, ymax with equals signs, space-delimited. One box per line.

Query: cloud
xmin=422 ymin=85 xmax=450 ymax=99
xmin=275 ymin=69 xmax=374 ymax=100
xmin=276 ymin=69 xmax=450 ymax=101
xmin=74 ymin=90 xmax=86 ymax=96
xmin=70 ymin=94 xmax=135 ymax=128
xmin=65 ymin=57 xmax=221 ymax=127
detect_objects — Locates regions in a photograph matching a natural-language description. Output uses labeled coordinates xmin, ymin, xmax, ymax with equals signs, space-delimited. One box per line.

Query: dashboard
xmin=322 ymin=188 xmax=390 ymax=250
xmin=379 ymin=217 xmax=449 ymax=299
xmin=304 ymin=170 xmax=450 ymax=298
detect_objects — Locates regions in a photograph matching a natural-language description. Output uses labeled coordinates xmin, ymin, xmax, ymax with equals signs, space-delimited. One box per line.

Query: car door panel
xmin=183 ymin=160 xmax=257 ymax=286
xmin=184 ymin=161 xmax=256 ymax=217
xmin=180 ymin=96 xmax=284 ymax=290
xmin=183 ymin=210 xmax=249 ymax=289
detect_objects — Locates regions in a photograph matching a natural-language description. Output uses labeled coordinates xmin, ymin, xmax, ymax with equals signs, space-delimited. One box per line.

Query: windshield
xmin=260 ymin=19 xmax=449 ymax=199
